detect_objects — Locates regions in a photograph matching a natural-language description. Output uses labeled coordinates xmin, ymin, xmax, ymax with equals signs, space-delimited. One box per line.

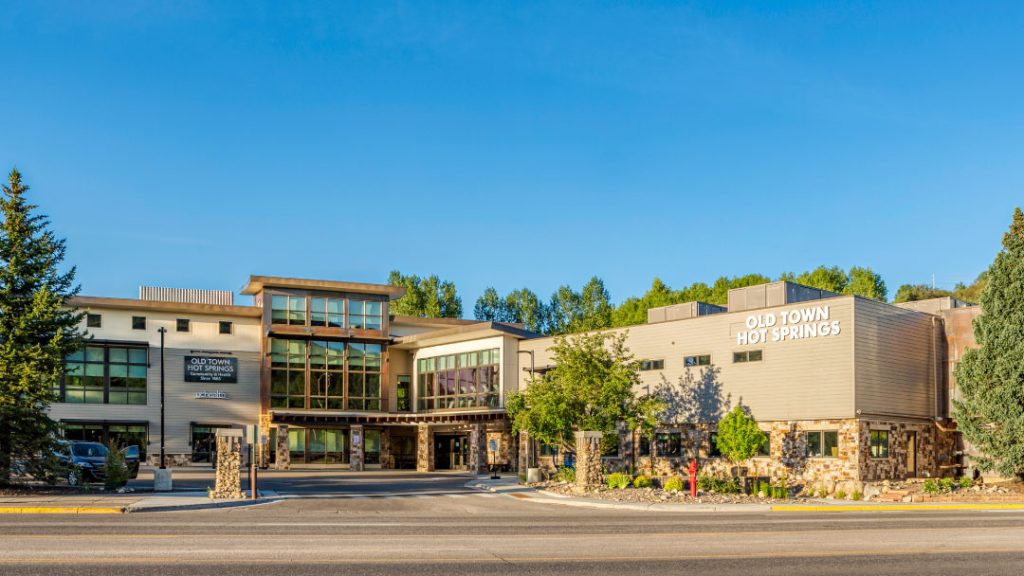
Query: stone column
xmin=518 ymin=430 xmax=536 ymax=473
xmin=575 ymin=431 xmax=603 ymax=487
xmin=468 ymin=424 xmax=487 ymax=474
xmin=350 ymin=425 xmax=364 ymax=471
xmin=210 ymin=435 xmax=244 ymax=499
xmin=258 ymin=413 xmax=272 ymax=468
xmin=275 ymin=425 xmax=290 ymax=470
xmin=416 ymin=422 xmax=434 ymax=472
xmin=380 ymin=429 xmax=392 ymax=470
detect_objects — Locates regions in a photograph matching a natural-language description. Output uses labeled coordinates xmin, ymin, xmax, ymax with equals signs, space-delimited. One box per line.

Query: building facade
xmin=49 ymin=276 xmax=981 ymax=485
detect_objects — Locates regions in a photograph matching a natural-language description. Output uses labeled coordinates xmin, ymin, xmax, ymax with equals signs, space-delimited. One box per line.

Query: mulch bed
xmin=532 ymin=481 xmax=805 ymax=505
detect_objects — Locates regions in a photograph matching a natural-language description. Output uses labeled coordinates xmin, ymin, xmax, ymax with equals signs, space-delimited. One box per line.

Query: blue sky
xmin=1 ymin=2 xmax=1021 ymax=309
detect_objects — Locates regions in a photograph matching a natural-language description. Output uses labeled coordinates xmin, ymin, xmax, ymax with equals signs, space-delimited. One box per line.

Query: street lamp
xmin=158 ymin=326 xmax=167 ymax=469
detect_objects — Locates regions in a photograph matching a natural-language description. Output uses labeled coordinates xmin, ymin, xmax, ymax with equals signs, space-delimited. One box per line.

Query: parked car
xmin=55 ymin=441 xmax=112 ymax=486
xmin=122 ymin=445 xmax=140 ymax=479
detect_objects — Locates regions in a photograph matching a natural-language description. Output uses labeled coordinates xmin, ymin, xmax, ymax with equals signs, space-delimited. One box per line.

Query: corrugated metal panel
xmin=139 ymin=286 xmax=234 ymax=306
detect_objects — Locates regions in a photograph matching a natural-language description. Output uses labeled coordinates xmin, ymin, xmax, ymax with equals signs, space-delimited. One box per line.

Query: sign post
xmin=246 ymin=424 xmax=259 ymax=500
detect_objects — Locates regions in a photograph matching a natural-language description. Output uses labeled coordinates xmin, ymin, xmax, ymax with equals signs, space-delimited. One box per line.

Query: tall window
xmin=417 ymin=348 xmax=500 ymax=411
xmin=60 ymin=345 xmax=147 ymax=404
xmin=347 ymin=343 xmax=382 ymax=410
xmin=309 ymin=340 xmax=345 ymax=409
xmin=348 ymin=299 xmax=383 ymax=330
xmin=310 ymin=297 xmax=344 ymax=328
xmin=270 ymin=339 xmax=307 ymax=409
xmin=271 ymin=294 xmax=306 ymax=325
xmin=869 ymin=430 xmax=890 ymax=458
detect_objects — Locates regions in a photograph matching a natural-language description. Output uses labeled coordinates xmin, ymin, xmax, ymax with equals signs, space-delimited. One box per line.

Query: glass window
xmin=132 ymin=316 xmax=146 ymax=330
xmin=806 ymin=431 xmax=839 ymax=458
xmin=348 ymin=299 xmax=383 ymax=331
xmin=870 ymin=430 xmax=889 ymax=459
xmin=270 ymin=338 xmax=307 ymax=409
xmin=733 ymin=350 xmax=763 ymax=363
xmin=271 ymin=294 xmax=307 ymax=325
xmin=86 ymin=313 xmax=101 ymax=328
xmin=639 ymin=359 xmax=664 ymax=371
xmin=60 ymin=345 xmax=147 ymax=405
xmin=684 ymin=354 xmax=711 ymax=367
xmin=655 ymin=432 xmax=682 ymax=458
xmin=176 ymin=318 xmax=190 ymax=332
xmin=219 ymin=321 xmax=232 ymax=335
xmin=709 ymin=432 xmax=721 ymax=457
xmin=416 ymin=348 xmax=500 ymax=411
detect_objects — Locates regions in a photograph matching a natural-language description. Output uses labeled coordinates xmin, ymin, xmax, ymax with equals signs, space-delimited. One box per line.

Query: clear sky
xmin=1 ymin=2 xmax=1021 ymax=309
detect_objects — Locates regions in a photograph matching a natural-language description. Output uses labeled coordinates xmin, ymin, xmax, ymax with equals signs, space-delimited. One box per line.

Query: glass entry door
xmin=365 ymin=429 xmax=381 ymax=467
xmin=434 ymin=435 xmax=468 ymax=470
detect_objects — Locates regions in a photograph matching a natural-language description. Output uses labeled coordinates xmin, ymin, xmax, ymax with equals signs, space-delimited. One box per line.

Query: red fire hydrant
xmin=688 ymin=458 xmax=698 ymax=497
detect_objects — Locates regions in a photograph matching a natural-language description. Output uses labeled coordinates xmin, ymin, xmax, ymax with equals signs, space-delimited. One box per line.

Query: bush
xmin=633 ymin=475 xmax=653 ymax=488
xmin=851 ymin=491 xmax=863 ymax=501
xmin=696 ymin=473 xmax=742 ymax=494
xmin=958 ymin=476 xmax=974 ymax=489
xmin=939 ymin=477 xmax=956 ymax=492
xmin=757 ymin=480 xmax=771 ymax=496
xmin=606 ymin=472 xmax=631 ymax=490
xmin=923 ymin=479 xmax=940 ymax=495
xmin=835 ymin=490 xmax=847 ymax=500
xmin=556 ymin=466 xmax=576 ymax=483
xmin=103 ymin=444 xmax=128 ymax=490
xmin=663 ymin=476 xmax=684 ymax=492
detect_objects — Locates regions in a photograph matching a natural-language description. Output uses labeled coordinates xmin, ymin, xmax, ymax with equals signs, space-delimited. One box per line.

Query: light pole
xmin=158 ymin=327 xmax=167 ymax=469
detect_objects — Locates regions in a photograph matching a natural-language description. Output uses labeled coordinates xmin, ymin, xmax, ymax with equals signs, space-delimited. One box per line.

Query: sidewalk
xmin=0 ymin=490 xmax=280 ymax=514
xmin=465 ymin=477 xmax=1024 ymax=513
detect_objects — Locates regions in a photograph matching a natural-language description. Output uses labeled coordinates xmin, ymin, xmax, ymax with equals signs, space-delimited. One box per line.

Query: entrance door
xmin=365 ymin=429 xmax=381 ymax=467
xmin=434 ymin=435 xmax=468 ymax=470
xmin=905 ymin=432 xmax=918 ymax=478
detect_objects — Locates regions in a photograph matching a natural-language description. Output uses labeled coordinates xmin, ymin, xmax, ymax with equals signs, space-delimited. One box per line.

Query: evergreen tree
xmin=0 ymin=169 xmax=84 ymax=484
xmin=953 ymin=207 xmax=1024 ymax=478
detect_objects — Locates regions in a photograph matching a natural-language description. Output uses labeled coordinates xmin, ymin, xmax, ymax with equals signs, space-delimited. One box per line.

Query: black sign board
xmin=184 ymin=356 xmax=238 ymax=383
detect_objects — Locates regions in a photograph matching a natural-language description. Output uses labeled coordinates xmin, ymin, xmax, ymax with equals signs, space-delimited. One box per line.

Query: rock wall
xmin=210 ymin=436 xmax=244 ymax=500
xmin=468 ymin=424 xmax=487 ymax=473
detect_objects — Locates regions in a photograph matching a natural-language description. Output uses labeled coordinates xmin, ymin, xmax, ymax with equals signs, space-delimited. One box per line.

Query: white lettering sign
xmin=736 ymin=305 xmax=842 ymax=345
xmin=194 ymin=390 xmax=229 ymax=400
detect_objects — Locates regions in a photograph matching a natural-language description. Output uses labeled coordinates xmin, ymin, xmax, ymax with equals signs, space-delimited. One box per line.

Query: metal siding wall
xmin=854 ymin=298 xmax=937 ymax=419
xmin=518 ymin=298 xmax=857 ymax=422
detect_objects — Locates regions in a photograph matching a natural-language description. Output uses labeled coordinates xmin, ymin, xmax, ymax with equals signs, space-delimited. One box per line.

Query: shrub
xmin=103 ymin=444 xmax=128 ymax=490
xmin=835 ymin=490 xmax=847 ymax=500
xmin=922 ymin=479 xmax=940 ymax=495
xmin=757 ymin=480 xmax=771 ymax=496
xmin=939 ymin=477 xmax=956 ymax=493
xmin=958 ymin=476 xmax=974 ymax=489
xmin=851 ymin=491 xmax=863 ymax=501
xmin=663 ymin=476 xmax=684 ymax=492
xmin=696 ymin=473 xmax=742 ymax=494
xmin=556 ymin=466 xmax=576 ymax=483
xmin=633 ymin=475 xmax=653 ymax=489
xmin=606 ymin=472 xmax=631 ymax=490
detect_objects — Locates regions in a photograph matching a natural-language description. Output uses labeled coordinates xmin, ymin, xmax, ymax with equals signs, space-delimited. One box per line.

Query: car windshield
xmin=71 ymin=443 xmax=108 ymax=458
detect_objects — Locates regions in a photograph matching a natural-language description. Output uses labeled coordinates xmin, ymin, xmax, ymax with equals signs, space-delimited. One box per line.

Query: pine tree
xmin=953 ymin=207 xmax=1024 ymax=478
xmin=0 ymin=169 xmax=84 ymax=484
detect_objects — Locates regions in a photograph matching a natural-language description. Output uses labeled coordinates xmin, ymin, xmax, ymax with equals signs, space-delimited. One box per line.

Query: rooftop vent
xmin=647 ymin=301 xmax=728 ymax=324
xmin=139 ymin=286 xmax=234 ymax=306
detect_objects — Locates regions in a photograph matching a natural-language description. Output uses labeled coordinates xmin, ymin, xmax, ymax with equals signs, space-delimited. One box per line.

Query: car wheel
xmin=67 ymin=469 xmax=80 ymax=487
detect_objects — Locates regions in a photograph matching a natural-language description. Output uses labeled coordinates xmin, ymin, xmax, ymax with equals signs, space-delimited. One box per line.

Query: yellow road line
xmin=773 ymin=503 xmax=1024 ymax=512
xmin=0 ymin=507 xmax=125 ymax=515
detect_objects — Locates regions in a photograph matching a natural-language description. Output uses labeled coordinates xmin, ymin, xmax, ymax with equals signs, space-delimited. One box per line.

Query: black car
xmin=55 ymin=441 xmax=110 ymax=485
xmin=122 ymin=445 xmax=141 ymax=479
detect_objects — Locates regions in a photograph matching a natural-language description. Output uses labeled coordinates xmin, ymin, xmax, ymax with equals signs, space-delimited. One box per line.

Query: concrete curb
xmin=772 ymin=503 xmax=1024 ymax=512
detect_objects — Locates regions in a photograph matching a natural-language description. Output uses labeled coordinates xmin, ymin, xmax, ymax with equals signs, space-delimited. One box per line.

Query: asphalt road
xmin=7 ymin=471 xmax=1024 ymax=575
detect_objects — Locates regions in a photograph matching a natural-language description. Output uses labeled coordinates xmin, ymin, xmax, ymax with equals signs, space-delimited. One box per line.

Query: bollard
xmin=689 ymin=458 xmax=698 ymax=497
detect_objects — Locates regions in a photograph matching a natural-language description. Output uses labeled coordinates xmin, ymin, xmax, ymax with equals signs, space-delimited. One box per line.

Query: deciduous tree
xmin=387 ymin=270 xmax=462 ymax=318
